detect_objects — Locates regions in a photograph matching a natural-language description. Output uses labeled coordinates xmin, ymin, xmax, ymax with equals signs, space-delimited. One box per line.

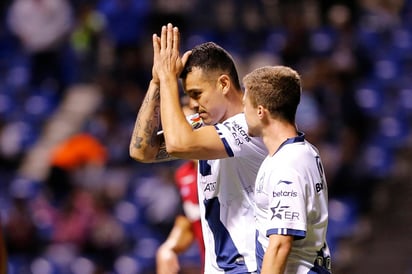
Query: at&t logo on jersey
xmin=200 ymin=179 xmax=218 ymax=199
xmin=203 ymin=181 xmax=217 ymax=192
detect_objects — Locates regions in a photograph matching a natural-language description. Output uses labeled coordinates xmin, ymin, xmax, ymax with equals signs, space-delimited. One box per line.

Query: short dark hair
xmin=243 ymin=66 xmax=301 ymax=123
xmin=180 ymin=42 xmax=241 ymax=90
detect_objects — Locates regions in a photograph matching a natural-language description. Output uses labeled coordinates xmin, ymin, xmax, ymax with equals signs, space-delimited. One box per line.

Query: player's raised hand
xmin=152 ymin=34 xmax=160 ymax=84
xmin=153 ymin=23 xmax=184 ymax=81
xmin=156 ymin=245 xmax=180 ymax=274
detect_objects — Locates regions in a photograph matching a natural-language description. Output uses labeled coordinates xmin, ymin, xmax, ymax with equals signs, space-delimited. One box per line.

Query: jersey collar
xmin=273 ymin=131 xmax=305 ymax=156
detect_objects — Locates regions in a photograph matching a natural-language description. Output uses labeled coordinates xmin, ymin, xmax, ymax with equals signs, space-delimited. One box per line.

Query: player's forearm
xmin=261 ymin=238 xmax=291 ymax=274
xmin=261 ymin=251 xmax=288 ymax=274
xmin=162 ymin=215 xmax=194 ymax=253
xmin=159 ymin=76 xmax=195 ymax=157
xmin=129 ymin=80 xmax=170 ymax=162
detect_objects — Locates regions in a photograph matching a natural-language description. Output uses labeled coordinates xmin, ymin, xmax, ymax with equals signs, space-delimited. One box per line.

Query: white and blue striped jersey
xmin=254 ymin=133 xmax=332 ymax=274
xmin=198 ymin=113 xmax=267 ymax=274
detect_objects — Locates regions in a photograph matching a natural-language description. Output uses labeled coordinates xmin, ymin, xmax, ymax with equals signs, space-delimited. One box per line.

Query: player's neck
xmin=263 ymin=121 xmax=298 ymax=156
xmin=222 ymin=90 xmax=244 ymax=120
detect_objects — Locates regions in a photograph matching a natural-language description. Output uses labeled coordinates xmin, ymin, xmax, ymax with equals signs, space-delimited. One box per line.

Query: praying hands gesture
xmin=152 ymin=23 xmax=191 ymax=83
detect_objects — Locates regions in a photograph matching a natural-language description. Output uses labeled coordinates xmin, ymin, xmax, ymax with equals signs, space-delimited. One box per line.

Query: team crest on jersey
xmin=256 ymin=173 xmax=265 ymax=194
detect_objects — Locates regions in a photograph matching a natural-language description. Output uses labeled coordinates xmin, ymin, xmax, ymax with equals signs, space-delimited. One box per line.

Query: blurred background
xmin=0 ymin=0 xmax=412 ymax=273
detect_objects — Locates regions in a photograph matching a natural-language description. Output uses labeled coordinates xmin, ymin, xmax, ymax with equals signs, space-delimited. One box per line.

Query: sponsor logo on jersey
xmin=272 ymin=190 xmax=298 ymax=198
xmin=315 ymin=155 xmax=327 ymax=194
xmin=315 ymin=182 xmax=324 ymax=193
xmin=271 ymin=200 xmax=300 ymax=221
xmin=203 ymin=181 xmax=217 ymax=192
xmin=232 ymin=121 xmax=251 ymax=142
xmin=223 ymin=120 xmax=251 ymax=146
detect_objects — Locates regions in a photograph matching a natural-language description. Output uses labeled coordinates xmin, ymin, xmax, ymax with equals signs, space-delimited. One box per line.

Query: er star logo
xmin=270 ymin=200 xmax=290 ymax=220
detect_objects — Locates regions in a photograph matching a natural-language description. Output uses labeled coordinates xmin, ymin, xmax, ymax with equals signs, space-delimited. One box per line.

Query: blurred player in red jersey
xmin=0 ymin=219 xmax=7 ymax=274
xmin=156 ymin=98 xmax=204 ymax=274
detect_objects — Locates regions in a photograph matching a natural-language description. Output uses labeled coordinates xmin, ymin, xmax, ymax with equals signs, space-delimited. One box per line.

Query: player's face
xmin=243 ymin=90 xmax=261 ymax=137
xmin=182 ymin=67 xmax=227 ymax=125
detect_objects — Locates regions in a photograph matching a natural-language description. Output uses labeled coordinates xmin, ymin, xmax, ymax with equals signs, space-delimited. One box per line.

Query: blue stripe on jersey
xmin=266 ymin=228 xmax=306 ymax=240
xmin=274 ymin=132 xmax=305 ymax=155
xmin=255 ymin=231 xmax=264 ymax=274
xmin=199 ymin=160 xmax=212 ymax=176
xmin=215 ymin=125 xmax=234 ymax=157
xmin=204 ymin=197 xmax=249 ymax=273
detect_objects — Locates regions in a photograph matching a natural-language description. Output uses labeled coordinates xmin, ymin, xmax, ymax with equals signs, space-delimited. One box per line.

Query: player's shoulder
xmin=273 ymin=141 xmax=320 ymax=171
xmin=215 ymin=113 xmax=267 ymax=157
xmin=223 ymin=112 xmax=247 ymax=125
xmin=216 ymin=113 xmax=249 ymax=135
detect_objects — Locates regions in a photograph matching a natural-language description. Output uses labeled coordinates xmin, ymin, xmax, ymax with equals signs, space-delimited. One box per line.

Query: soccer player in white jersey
xmin=242 ymin=66 xmax=332 ymax=274
xmin=129 ymin=23 xmax=267 ymax=273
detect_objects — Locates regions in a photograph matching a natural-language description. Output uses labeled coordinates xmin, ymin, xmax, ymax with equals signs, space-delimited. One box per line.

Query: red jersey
xmin=174 ymin=161 xmax=205 ymax=262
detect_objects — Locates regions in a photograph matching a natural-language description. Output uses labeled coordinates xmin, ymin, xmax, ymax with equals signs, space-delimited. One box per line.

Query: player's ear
xmin=218 ymin=75 xmax=230 ymax=94
xmin=257 ymin=105 xmax=264 ymax=119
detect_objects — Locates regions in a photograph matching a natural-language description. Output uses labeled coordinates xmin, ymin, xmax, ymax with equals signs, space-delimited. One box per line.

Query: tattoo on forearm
xmin=145 ymin=105 xmax=160 ymax=147
xmin=132 ymin=87 xmax=161 ymax=150
xmin=151 ymin=88 xmax=173 ymax=160
xmin=155 ymin=139 xmax=173 ymax=161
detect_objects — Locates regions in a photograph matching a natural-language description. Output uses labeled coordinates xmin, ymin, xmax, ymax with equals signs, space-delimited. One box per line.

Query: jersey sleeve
xmin=214 ymin=113 xmax=266 ymax=158
xmin=265 ymin=166 xmax=307 ymax=239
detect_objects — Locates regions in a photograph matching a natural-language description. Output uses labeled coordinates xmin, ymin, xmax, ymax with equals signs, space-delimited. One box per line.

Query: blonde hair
xmin=243 ymin=66 xmax=301 ymax=123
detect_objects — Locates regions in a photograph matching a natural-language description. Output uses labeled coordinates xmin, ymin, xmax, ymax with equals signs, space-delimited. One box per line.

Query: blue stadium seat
xmin=0 ymin=92 xmax=15 ymax=120
xmin=308 ymin=27 xmax=337 ymax=57
xmin=113 ymin=254 xmax=142 ymax=274
xmin=327 ymin=197 xmax=359 ymax=257
xmin=398 ymin=88 xmax=412 ymax=116
xmin=355 ymin=26 xmax=381 ymax=56
xmin=23 ymin=88 xmax=59 ymax=123
xmin=391 ymin=26 xmax=412 ymax=56
xmin=353 ymin=80 xmax=384 ymax=117
xmin=376 ymin=112 xmax=410 ymax=149
xmin=0 ymin=120 xmax=39 ymax=156
xmin=70 ymin=256 xmax=97 ymax=274
xmin=372 ymin=55 xmax=401 ymax=86
xmin=264 ymin=28 xmax=288 ymax=53
xmin=30 ymin=257 xmax=59 ymax=274
xmin=113 ymin=200 xmax=140 ymax=237
xmin=361 ymin=139 xmax=394 ymax=178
